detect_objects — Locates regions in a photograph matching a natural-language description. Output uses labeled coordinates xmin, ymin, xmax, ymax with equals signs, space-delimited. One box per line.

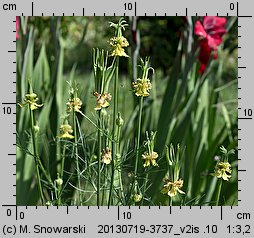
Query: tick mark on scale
xmin=238 ymin=15 xmax=253 ymax=18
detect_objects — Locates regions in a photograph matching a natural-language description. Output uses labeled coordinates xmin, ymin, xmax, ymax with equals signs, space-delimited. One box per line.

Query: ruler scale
xmin=0 ymin=0 xmax=253 ymax=237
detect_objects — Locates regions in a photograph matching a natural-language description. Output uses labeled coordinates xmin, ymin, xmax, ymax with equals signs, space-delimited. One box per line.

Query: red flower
xmin=16 ymin=16 xmax=19 ymax=40
xmin=195 ymin=16 xmax=226 ymax=50
xmin=198 ymin=39 xmax=218 ymax=73
xmin=194 ymin=16 xmax=226 ymax=73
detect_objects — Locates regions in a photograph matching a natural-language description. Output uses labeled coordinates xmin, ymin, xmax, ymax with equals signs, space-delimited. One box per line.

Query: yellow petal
xmin=59 ymin=133 xmax=74 ymax=139
xmin=168 ymin=188 xmax=177 ymax=197
xmin=177 ymin=189 xmax=185 ymax=194
xmin=102 ymin=157 xmax=111 ymax=164
xmin=101 ymin=101 xmax=110 ymax=108
xmin=151 ymin=159 xmax=158 ymax=167
xmin=222 ymin=172 xmax=231 ymax=181
xmin=30 ymin=104 xmax=37 ymax=110
xmin=143 ymin=160 xmax=150 ymax=167
xmin=30 ymin=103 xmax=43 ymax=110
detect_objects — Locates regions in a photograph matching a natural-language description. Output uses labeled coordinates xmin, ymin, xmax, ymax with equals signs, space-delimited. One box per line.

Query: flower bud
xmin=133 ymin=194 xmax=142 ymax=202
xmin=55 ymin=178 xmax=63 ymax=186
xmin=128 ymin=172 xmax=133 ymax=178
xmin=33 ymin=125 xmax=40 ymax=134
xmin=116 ymin=113 xmax=124 ymax=126
xmin=91 ymin=154 xmax=97 ymax=161
xmin=45 ymin=201 xmax=52 ymax=206
xmin=116 ymin=153 xmax=121 ymax=160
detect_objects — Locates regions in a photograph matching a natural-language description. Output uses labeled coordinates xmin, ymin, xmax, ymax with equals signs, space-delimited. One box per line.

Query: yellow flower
xmin=132 ymin=78 xmax=152 ymax=97
xmin=142 ymin=151 xmax=158 ymax=167
xmin=212 ymin=161 xmax=232 ymax=181
xmin=67 ymin=97 xmax=82 ymax=113
xmin=111 ymin=46 xmax=129 ymax=57
xmin=58 ymin=124 xmax=74 ymax=139
xmin=109 ymin=36 xmax=129 ymax=57
xmin=161 ymin=178 xmax=185 ymax=197
xmin=19 ymin=93 xmax=43 ymax=110
xmin=132 ymin=194 xmax=142 ymax=202
xmin=93 ymin=92 xmax=112 ymax=111
xmin=101 ymin=147 xmax=112 ymax=165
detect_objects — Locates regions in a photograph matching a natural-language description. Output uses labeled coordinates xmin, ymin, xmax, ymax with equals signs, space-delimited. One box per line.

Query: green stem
xmin=37 ymin=158 xmax=56 ymax=190
xmin=127 ymin=180 xmax=136 ymax=205
xmin=97 ymin=111 xmax=102 ymax=206
xmin=108 ymin=57 xmax=119 ymax=206
xmin=101 ymin=114 xmax=106 ymax=206
xmin=73 ymin=110 xmax=82 ymax=205
xmin=30 ymin=109 xmax=44 ymax=205
xmin=170 ymin=197 xmax=173 ymax=206
xmin=141 ymin=173 xmax=149 ymax=205
xmin=60 ymin=141 xmax=67 ymax=180
xmin=57 ymin=141 xmax=67 ymax=206
xmin=101 ymin=165 xmax=106 ymax=206
xmin=215 ymin=179 xmax=223 ymax=206
xmin=116 ymin=119 xmax=124 ymax=205
xmin=57 ymin=186 xmax=61 ymax=206
xmin=134 ymin=97 xmax=143 ymax=194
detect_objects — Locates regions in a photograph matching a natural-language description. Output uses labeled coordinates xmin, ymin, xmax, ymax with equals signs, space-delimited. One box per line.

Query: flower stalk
xmin=132 ymin=58 xmax=154 ymax=202
xmin=215 ymin=178 xmax=223 ymax=206
xmin=66 ymin=83 xmax=83 ymax=205
xmin=134 ymin=96 xmax=143 ymax=194
xmin=212 ymin=146 xmax=234 ymax=206
xmin=73 ymin=108 xmax=82 ymax=205
xmin=141 ymin=131 xmax=158 ymax=205
xmin=60 ymin=141 xmax=66 ymax=184
xmin=116 ymin=112 xmax=124 ymax=203
xmin=162 ymin=144 xmax=186 ymax=205
xmin=30 ymin=108 xmax=44 ymax=205
xmin=93 ymin=48 xmax=115 ymax=205
xmin=107 ymin=18 xmax=129 ymax=206
xmin=97 ymin=110 xmax=102 ymax=206
xmin=108 ymin=56 xmax=119 ymax=206
xmin=19 ymin=90 xmax=45 ymax=205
